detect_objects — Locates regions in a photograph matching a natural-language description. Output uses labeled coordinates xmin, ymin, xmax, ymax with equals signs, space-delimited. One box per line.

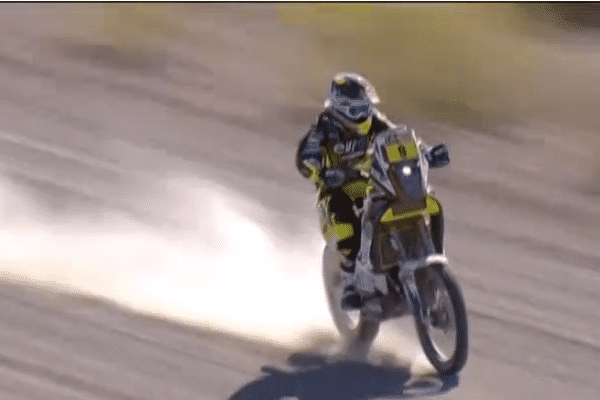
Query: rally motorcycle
xmin=320 ymin=125 xmax=468 ymax=376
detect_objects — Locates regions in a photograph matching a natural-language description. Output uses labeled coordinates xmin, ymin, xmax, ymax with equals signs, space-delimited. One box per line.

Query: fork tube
xmin=417 ymin=216 xmax=435 ymax=256
xmin=400 ymin=270 xmax=428 ymax=321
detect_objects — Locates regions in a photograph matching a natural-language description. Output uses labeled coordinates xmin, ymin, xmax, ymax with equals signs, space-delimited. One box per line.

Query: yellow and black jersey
xmin=296 ymin=108 xmax=391 ymax=183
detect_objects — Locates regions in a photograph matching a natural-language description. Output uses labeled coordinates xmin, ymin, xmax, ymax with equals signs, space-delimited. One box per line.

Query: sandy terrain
xmin=0 ymin=4 xmax=598 ymax=400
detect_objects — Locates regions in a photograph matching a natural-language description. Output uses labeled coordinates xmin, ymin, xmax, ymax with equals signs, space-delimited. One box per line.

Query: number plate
xmin=385 ymin=141 xmax=419 ymax=162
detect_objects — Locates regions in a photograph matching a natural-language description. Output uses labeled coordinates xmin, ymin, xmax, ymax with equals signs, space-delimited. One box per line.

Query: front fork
xmin=395 ymin=216 xmax=446 ymax=322
xmin=399 ymin=254 xmax=450 ymax=322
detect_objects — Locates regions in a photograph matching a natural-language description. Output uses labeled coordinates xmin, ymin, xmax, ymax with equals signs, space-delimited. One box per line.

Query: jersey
xmin=296 ymin=108 xmax=392 ymax=195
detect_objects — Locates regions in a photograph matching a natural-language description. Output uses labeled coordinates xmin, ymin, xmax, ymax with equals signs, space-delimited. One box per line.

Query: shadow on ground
xmin=229 ymin=351 xmax=459 ymax=400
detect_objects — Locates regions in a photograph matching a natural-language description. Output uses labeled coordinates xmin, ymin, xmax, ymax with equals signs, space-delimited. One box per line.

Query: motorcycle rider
xmin=296 ymin=72 xmax=448 ymax=310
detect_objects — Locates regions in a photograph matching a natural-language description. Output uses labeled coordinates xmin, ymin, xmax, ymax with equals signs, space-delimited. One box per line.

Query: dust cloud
xmin=0 ymin=172 xmax=337 ymax=348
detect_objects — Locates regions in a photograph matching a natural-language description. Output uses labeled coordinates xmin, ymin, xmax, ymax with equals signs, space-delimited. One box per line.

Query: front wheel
xmin=414 ymin=265 xmax=469 ymax=376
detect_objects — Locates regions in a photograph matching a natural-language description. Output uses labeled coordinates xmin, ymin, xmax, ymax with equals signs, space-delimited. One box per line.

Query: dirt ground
xmin=0 ymin=4 xmax=599 ymax=400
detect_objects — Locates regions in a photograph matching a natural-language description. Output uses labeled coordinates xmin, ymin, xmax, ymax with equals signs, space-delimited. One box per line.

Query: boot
xmin=339 ymin=258 xmax=363 ymax=310
xmin=341 ymin=285 xmax=362 ymax=310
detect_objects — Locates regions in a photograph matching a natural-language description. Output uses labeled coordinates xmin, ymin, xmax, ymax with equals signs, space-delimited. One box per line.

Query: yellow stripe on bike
xmin=380 ymin=195 xmax=441 ymax=222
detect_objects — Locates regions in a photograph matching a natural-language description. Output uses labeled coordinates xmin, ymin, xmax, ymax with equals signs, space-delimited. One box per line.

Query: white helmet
xmin=324 ymin=72 xmax=380 ymax=122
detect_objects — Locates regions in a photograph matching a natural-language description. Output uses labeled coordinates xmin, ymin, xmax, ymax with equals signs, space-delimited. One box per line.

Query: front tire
xmin=413 ymin=265 xmax=469 ymax=376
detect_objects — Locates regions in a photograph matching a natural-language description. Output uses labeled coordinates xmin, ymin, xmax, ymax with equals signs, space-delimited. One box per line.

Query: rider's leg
xmin=326 ymin=190 xmax=361 ymax=268
xmin=323 ymin=190 xmax=364 ymax=309
xmin=342 ymin=188 xmax=389 ymax=309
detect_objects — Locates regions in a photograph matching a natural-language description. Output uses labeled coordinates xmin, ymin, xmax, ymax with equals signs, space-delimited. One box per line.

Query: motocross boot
xmin=340 ymin=258 xmax=362 ymax=310
xmin=340 ymin=246 xmax=383 ymax=310
xmin=342 ymin=286 xmax=362 ymax=310
xmin=341 ymin=192 xmax=390 ymax=310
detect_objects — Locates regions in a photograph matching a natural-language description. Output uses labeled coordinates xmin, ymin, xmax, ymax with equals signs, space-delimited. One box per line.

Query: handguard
xmin=426 ymin=143 xmax=450 ymax=168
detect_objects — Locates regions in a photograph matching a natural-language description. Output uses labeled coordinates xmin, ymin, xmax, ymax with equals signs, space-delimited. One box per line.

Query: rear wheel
xmin=414 ymin=266 xmax=468 ymax=376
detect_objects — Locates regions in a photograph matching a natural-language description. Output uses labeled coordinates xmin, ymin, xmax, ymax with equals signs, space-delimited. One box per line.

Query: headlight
xmin=388 ymin=160 xmax=427 ymax=212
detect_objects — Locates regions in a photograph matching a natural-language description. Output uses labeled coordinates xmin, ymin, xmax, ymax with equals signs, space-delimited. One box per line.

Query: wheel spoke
xmin=423 ymin=271 xmax=458 ymax=362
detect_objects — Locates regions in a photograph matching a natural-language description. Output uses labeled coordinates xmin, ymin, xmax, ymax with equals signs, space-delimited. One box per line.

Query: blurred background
xmin=0 ymin=3 xmax=598 ymax=400
xmin=28 ymin=2 xmax=600 ymax=191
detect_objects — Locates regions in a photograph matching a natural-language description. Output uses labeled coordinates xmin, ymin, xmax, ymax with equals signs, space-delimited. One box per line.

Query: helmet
xmin=324 ymin=72 xmax=380 ymax=123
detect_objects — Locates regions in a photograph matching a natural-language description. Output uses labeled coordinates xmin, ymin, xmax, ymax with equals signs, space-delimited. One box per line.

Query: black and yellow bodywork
xmin=319 ymin=129 xmax=444 ymax=262
xmin=319 ymin=186 xmax=443 ymax=256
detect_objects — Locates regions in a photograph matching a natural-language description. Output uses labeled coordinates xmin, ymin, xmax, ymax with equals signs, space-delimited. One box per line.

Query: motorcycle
xmin=320 ymin=125 xmax=468 ymax=376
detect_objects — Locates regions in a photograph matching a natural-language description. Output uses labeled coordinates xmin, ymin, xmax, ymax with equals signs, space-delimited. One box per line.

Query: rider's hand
xmin=323 ymin=167 xmax=346 ymax=189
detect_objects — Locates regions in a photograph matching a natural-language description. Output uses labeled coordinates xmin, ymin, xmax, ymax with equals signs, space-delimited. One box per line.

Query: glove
xmin=322 ymin=167 xmax=347 ymax=189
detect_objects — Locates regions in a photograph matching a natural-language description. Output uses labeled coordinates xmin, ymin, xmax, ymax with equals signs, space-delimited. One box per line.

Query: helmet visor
xmin=336 ymin=80 xmax=364 ymax=99
xmin=335 ymin=99 xmax=372 ymax=122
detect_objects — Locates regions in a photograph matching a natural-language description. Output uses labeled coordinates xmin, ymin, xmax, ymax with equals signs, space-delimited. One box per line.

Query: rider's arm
xmin=296 ymin=123 xmax=326 ymax=184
